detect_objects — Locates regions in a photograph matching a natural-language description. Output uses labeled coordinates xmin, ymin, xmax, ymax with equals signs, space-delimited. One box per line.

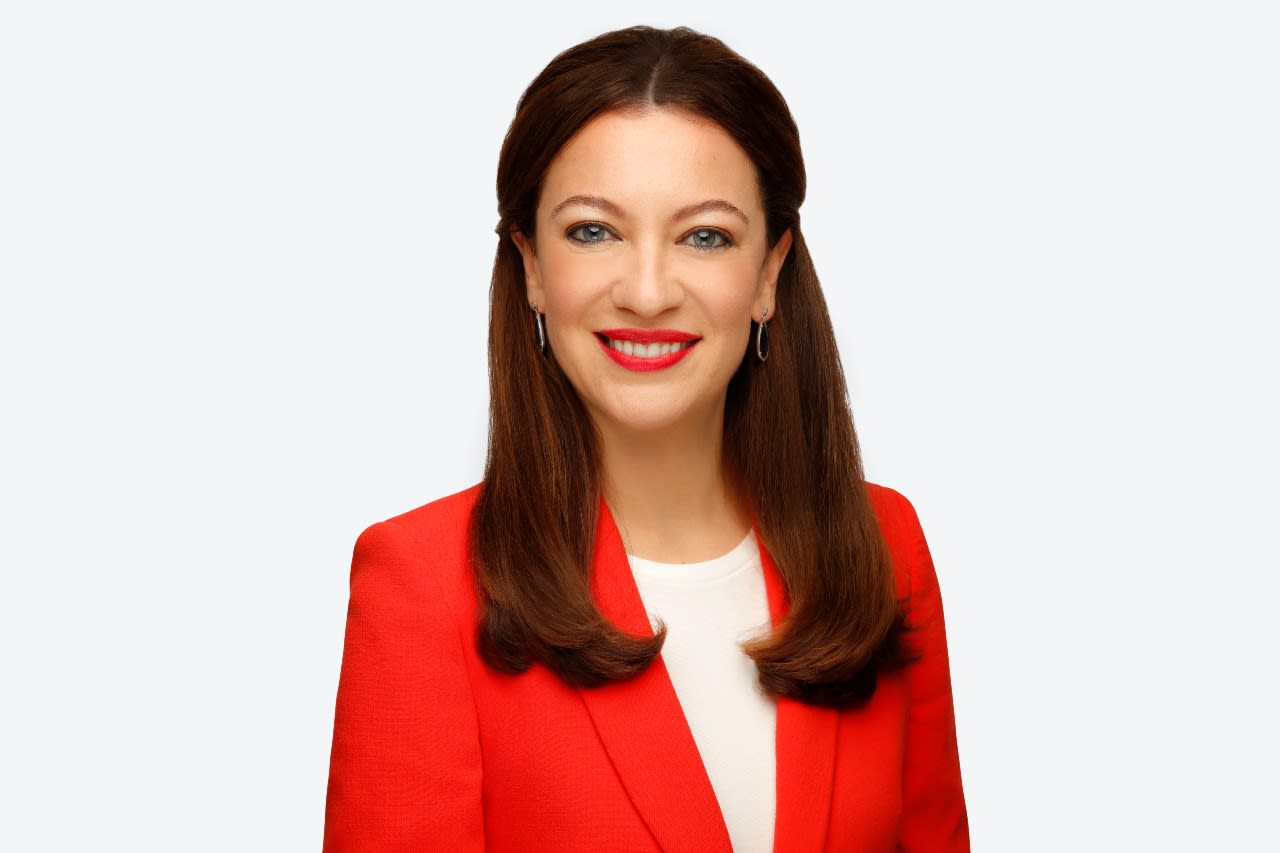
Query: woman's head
xmin=489 ymin=26 xmax=818 ymax=448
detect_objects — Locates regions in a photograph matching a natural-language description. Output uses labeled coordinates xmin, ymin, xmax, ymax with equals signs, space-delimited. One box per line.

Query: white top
xmin=628 ymin=529 xmax=777 ymax=853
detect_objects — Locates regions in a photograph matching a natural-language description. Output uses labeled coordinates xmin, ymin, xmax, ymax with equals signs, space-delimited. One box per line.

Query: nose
xmin=610 ymin=239 xmax=684 ymax=318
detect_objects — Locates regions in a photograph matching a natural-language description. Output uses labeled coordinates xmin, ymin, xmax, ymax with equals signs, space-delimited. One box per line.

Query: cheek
xmin=535 ymin=250 xmax=600 ymax=316
xmin=699 ymin=262 xmax=762 ymax=325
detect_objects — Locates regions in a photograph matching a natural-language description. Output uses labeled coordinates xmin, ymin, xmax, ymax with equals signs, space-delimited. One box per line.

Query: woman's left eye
xmin=684 ymin=228 xmax=732 ymax=250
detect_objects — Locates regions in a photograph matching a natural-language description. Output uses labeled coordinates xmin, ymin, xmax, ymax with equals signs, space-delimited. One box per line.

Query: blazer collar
xmin=577 ymin=496 xmax=837 ymax=852
xmin=761 ymin=516 xmax=841 ymax=852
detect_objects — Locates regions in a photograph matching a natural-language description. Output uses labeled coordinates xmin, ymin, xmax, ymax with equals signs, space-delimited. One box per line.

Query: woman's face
xmin=512 ymin=107 xmax=792 ymax=441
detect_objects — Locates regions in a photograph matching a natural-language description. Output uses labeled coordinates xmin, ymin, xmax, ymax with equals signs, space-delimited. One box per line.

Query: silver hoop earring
xmin=755 ymin=308 xmax=770 ymax=362
xmin=531 ymin=303 xmax=547 ymax=354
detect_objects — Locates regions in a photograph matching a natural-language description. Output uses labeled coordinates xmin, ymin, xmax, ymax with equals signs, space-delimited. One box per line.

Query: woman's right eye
xmin=567 ymin=223 xmax=614 ymax=244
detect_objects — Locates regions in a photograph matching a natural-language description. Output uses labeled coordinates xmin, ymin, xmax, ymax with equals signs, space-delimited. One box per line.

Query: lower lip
xmin=597 ymin=337 xmax=698 ymax=372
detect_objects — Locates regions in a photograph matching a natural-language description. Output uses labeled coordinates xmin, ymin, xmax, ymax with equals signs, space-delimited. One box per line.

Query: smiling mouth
xmin=594 ymin=329 xmax=701 ymax=372
xmin=595 ymin=333 xmax=699 ymax=359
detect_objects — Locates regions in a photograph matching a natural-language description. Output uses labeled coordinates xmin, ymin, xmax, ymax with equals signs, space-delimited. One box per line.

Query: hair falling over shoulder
xmin=468 ymin=25 xmax=911 ymax=709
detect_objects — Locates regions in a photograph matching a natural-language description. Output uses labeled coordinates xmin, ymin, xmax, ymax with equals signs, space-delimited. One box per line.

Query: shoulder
xmin=863 ymin=480 xmax=925 ymax=550
xmin=376 ymin=480 xmax=485 ymax=551
xmin=862 ymin=480 xmax=936 ymax=609
xmin=349 ymin=481 xmax=485 ymax=606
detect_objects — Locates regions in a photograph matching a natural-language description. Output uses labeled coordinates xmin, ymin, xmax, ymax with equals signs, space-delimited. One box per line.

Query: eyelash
xmin=565 ymin=222 xmax=734 ymax=251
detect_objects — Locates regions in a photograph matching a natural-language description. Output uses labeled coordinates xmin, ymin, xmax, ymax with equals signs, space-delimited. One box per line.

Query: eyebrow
xmin=550 ymin=194 xmax=750 ymax=226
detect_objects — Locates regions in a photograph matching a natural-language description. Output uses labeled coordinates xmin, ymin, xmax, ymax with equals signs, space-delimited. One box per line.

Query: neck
xmin=595 ymin=405 xmax=752 ymax=564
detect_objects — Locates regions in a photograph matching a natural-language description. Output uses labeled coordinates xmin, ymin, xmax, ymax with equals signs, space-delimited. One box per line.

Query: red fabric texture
xmin=323 ymin=481 xmax=969 ymax=851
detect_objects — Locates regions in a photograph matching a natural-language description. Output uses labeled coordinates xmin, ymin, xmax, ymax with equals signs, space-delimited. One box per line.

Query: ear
xmin=510 ymin=228 xmax=545 ymax=309
xmin=755 ymin=227 xmax=793 ymax=321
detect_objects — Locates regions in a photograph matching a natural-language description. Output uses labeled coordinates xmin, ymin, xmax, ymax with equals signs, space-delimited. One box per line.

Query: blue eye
xmin=685 ymin=228 xmax=732 ymax=250
xmin=567 ymin=223 xmax=614 ymax=244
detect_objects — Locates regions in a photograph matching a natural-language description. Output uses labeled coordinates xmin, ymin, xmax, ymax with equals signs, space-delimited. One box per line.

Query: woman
xmin=324 ymin=25 xmax=968 ymax=852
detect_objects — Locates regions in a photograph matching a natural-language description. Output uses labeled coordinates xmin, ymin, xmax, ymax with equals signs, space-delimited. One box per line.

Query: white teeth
xmin=605 ymin=337 xmax=692 ymax=358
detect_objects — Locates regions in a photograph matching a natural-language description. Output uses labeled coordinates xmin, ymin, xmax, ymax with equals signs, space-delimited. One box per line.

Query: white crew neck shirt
xmin=627 ymin=529 xmax=777 ymax=853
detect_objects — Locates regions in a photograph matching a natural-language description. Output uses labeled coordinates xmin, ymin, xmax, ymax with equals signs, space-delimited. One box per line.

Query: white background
xmin=2 ymin=1 xmax=1276 ymax=850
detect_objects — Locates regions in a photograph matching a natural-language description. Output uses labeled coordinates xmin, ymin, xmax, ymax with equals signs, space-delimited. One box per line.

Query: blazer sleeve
xmin=323 ymin=519 xmax=485 ymax=852
xmin=893 ymin=492 xmax=970 ymax=852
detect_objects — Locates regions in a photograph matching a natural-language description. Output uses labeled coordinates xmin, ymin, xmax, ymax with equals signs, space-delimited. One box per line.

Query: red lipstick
xmin=597 ymin=328 xmax=698 ymax=343
xmin=595 ymin=328 xmax=700 ymax=372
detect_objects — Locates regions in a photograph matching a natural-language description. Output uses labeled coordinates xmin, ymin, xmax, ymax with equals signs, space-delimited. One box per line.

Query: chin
xmin=593 ymin=393 xmax=715 ymax=438
xmin=600 ymin=409 xmax=683 ymax=436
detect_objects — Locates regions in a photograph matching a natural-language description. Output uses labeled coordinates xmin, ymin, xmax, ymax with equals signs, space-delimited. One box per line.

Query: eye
xmin=566 ymin=222 xmax=615 ymax=245
xmin=683 ymin=228 xmax=733 ymax=251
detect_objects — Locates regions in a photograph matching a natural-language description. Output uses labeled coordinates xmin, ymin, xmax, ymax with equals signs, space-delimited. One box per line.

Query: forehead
xmin=539 ymin=107 xmax=763 ymax=216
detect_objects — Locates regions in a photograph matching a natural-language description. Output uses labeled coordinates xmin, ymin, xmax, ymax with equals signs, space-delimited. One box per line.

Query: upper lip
xmin=596 ymin=328 xmax=700 ymax=343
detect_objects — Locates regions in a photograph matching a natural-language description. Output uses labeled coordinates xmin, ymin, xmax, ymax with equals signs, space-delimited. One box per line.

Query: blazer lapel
xmin=577 ymin=495 xmax=733 ymax=852
xmin=757 ymin=520 xmax=839 ymax=853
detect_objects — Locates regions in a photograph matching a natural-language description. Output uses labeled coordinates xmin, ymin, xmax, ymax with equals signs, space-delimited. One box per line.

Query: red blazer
xmin=324 ymin=481 xmax=968 ymax=851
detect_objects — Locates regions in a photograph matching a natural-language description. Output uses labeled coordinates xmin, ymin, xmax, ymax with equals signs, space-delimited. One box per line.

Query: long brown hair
xmin=470 ymin=25 xmax=908 ymax=708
